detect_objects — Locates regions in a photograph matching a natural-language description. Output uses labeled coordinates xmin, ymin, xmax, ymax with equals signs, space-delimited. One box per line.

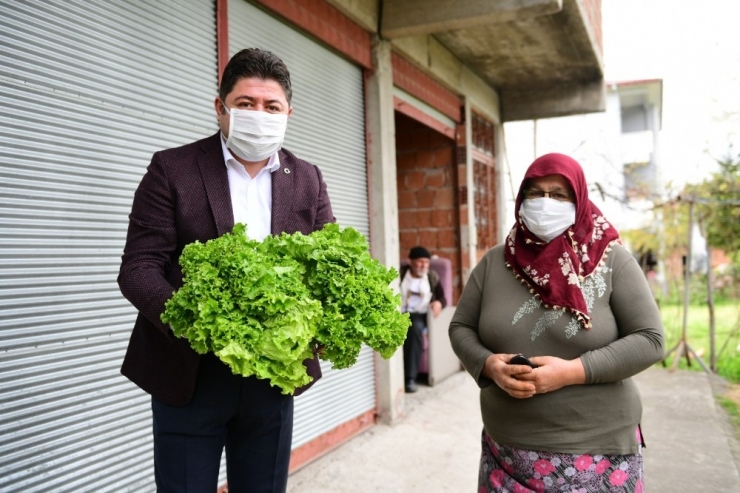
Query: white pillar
xmin=365 ymin=38 xmax=405 ymax=425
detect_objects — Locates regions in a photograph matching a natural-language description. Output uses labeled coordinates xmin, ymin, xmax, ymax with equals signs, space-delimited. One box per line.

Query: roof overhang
xmin=381 ymin=0 xmax=606 ymax=122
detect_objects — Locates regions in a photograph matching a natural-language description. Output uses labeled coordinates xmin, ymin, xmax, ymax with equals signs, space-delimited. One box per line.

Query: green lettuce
xmin=161 ymin=223 xmax=410 ymax=393
xmin=263 ymin=223 xmax=410 ymax=369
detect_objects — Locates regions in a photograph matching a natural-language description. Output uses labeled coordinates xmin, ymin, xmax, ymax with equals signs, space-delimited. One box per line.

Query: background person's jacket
xmin=398 ymin=265 xmax=447 ymax=313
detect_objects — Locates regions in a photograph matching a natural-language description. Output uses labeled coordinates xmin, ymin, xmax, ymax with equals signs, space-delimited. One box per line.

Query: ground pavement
xmin=287 ymin=366 xmax=740 ymax=492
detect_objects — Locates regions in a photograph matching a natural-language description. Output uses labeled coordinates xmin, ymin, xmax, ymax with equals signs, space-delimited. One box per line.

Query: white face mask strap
xmin=222 ymin=101 xmax=236 ymax=146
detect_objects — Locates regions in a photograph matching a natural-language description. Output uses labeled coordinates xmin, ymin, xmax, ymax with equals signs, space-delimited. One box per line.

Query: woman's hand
xmin=482 ymin=354 xmax=536 ymax=399
xmin=515 ymin=356 xmax=586 ymax=394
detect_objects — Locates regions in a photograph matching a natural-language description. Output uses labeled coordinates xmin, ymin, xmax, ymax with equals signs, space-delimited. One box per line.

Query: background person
xmin=449 ymin=153 xmax=664 ymax=492
xmin=118 ymin=48 xmax=334 ymax=492
xmin=400 ymin=246 xmax=447 ymax=393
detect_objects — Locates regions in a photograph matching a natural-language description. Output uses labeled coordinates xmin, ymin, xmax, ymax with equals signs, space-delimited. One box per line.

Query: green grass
xmin=717 ymin=396 xmax=740 ymax=441
xmin=660 ymin=301 xmax=740 ymax=439
xmin=659 ymin=301 xmax=740 ymax=383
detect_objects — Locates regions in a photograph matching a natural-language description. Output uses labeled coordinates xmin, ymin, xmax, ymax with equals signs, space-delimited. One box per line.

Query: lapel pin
xmin=284 ymin=168 xmax=290 ymax=174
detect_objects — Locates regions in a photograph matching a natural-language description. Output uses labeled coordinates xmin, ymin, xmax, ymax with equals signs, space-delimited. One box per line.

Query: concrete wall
xmin=391 ymin=35 xmax=500 ymax=123
xmin=324 ymin=0 xmax=379 ymax=33
xmin=364 ymin=39 xmax=406 ymax=425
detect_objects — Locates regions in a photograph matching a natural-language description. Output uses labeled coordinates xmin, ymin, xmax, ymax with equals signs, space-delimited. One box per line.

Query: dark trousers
xmin=403 ymin=312 xmax=427 ymax=381
xmin=151 ymin=353 xmax=294 ymax=493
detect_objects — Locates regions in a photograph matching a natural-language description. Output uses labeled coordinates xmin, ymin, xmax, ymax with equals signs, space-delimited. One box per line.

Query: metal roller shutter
xmin=228 ymin=0 xmax=375 ymax=452
xmin=0 ymin=1 xmax=217 ymax=491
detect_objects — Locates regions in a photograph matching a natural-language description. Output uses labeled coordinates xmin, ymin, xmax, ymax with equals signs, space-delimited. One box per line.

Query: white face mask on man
xmin=222 ymin=105 xmax=288 ymax=162
xmin=519 ymin=197 xmax=576 ymax=242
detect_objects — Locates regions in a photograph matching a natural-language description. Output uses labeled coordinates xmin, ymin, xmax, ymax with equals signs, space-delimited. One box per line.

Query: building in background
xmin=616 ymin=79 xmax=664 ymax=227
xmin=0 ymin=0 xmax=605 ymax=490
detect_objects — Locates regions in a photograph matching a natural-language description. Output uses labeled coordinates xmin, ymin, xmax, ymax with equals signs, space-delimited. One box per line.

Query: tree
xmin=685 ymin=151 xmax=740 ymax=265
xmin=621 ymin=150 xmax=740 ymax=301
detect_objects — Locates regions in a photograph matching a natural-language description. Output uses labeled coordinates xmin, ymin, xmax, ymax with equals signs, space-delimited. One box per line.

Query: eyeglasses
xmin=523 ymin=189 xmax=573 ymax=202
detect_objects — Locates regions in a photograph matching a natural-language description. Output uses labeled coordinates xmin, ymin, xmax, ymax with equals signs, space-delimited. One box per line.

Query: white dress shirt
xmin=220 ymin=135 xmax=280 ymax=242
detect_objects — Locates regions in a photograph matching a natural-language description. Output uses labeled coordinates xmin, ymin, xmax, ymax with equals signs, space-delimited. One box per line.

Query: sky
xmin=600 ymin=0 xmax=740 ymax=175
xmin=502 ymin=0 xmax=740 ymax=229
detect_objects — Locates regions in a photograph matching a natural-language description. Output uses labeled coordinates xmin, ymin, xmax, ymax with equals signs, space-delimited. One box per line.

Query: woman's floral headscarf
xmin=503 ymin=153 xmax=620 ymax=328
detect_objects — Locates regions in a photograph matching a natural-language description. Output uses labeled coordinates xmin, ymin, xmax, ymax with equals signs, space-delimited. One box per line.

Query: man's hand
xmin=515 ymin=356 xmax=586 ymax=394
xmin=313 ymin=344 xmax=326 ymax=356
xmin=430 ymin=300 xmax=442 ymax=318
xmin=481 ymin=354 xmax=536 ymax=399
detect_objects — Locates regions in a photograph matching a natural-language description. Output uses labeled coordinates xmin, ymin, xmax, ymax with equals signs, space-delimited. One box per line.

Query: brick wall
xmin=395 ymin=112 xmax=461 ymax=303
xmin=581 ymin=0 xmax=603 ymax=55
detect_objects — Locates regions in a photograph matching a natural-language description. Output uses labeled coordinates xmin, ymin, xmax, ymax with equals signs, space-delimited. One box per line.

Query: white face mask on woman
xmin=223 ymin=106 xmax=288 ymax=162
xmin=519 ymin=197 xmax=576 ymax=242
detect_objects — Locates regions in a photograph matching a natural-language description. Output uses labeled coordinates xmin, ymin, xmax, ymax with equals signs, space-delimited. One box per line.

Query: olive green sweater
xmin=449 ymin=243 xmax=664 ymax=455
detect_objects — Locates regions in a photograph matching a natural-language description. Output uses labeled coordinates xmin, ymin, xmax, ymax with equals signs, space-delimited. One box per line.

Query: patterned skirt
xmin=478 ymin=431 xmax=644 ymax=493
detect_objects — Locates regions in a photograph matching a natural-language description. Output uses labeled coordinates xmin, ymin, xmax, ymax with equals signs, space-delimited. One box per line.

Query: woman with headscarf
xmin=449 ymin=153 xmax=664 ymax=492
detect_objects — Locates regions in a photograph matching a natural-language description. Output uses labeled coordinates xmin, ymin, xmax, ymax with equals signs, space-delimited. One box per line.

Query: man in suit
xmin=399 ymin=246 xmax=446 ymax=393
xmin=118 ymin=48 xmax=334 ymax=493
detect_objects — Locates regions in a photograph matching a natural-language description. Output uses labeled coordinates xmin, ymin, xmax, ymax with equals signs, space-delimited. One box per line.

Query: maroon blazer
xmin=118 ymin=133 xmax=335 ymax=406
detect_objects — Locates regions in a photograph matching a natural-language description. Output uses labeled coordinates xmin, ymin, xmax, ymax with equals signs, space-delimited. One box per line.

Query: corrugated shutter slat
xmin=0 ymin=0 xmax=218 ymax=491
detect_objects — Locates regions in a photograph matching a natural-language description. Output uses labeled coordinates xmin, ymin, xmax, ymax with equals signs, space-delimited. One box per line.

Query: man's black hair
xmin=219 ymin=48 xmax=292 ymax=105
xmin=408 ymin=246 xmax=431 ymax=260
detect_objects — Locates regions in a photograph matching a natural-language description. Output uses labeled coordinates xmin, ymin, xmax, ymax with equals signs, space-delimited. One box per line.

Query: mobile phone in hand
xmin=510 ymin=354 xmax=539 ymax=368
